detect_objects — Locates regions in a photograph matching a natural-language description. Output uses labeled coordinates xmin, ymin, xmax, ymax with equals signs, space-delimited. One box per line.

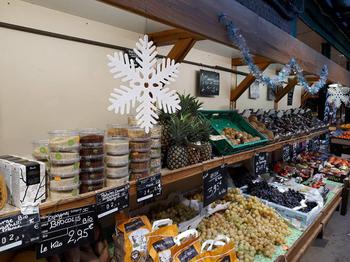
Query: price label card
xmin=282 ymin=144 xmax=291 ymax=162
xmin=291 ymin=143 xmax=298 ymax=161
xmin=0 ymin=213 xmax=40 ymax=252
xmin=37 ymin=205 xmax=95 ymax=258
xmin=137 ymin=173 xmax=162 ymax=203
xmin=203 ymin=165 xmax=228 ymax=207
xmin=255 ymin=152 xmax=268 ymax=176
xmin=96 ymin=184 xmax=129 ymax=218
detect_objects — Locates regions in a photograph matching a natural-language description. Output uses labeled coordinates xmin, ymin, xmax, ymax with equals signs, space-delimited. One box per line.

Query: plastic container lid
xmin=106 ymin=124 xmax=129 ymax=138
xmin=104 ymin=137 xmax=130 ymax=155
xmin=50 ymin=157 xmax=81 ymax=165
xmin=49 ymin=169 xmax=80 ymax=178
xmin=105 ymin=166 xmax=129 ymax=178
xmin=80 ymin=142 xmax=104 ymax=148
xmin=79 ymin=128 xmax=105 ymax=136
xmin=50 ymin=182 xmax=80 ymax=191
xmin=81 ymin=178 xmax=105 ymax=185
xmin=81 ymin=154 xmax=104 ymax=160
xmin=48 ymin=129 xmax=79 ymax=137
xmin=81 ymin=166 xmax=104 ymax=173
xmin=131 ymin=157 xmax=151 ymax=163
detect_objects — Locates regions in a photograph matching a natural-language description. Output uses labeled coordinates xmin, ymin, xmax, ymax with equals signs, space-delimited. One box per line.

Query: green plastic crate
xmin=199 ymin=110 xmax=268 ymax=155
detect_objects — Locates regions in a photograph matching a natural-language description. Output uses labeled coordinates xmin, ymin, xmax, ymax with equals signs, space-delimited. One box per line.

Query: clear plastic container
xmin=130 ymin=161 xmax=150 ymax=172
xmin=128 ymin=127 xmax=151 ymax=141
xmin=151 ymin=158 xmax=161 ymax=168
xmin=80 ymin=154 xmax=104 ymax=160
xmin=106 ymin=176 xmax=129 ymax=187
xmin=104 ymin=138 xmax=129 ymax=155
xmin=80 ymin=183 xmax=104 ymax=193
xmin=32 ymin=139 xmax=49 ymax=160
xmin=130 ymin=140 xmax=152 ymax=152
xmin=151 ymin=148 xmax=161 ymax=158
xmin=150 ymin=125 xmax=162 ymax=139
xmin=107 ymin=124 xmax=129 ymax=138
xmin=79 ymin=128 xmax=104 ymax=144
xmin=50 ymin=152 xmax=80 ymax=165
xmin=50 ymin=175 xmax=79 ymax=188
xmin=50 ymin=162 xmax=79 ymax=175
xmin=130 ymin=169 xmax=150 ymax=180
xmin=81 ymin=166 xmax=105 ymax=173
xmin=80 ymin=177 xmax=105 ymax=185
xmin=50 ymin=169 xmax=80 ymax=178
xmin=151 ymin=165 xmax=161 ymax=175
xmin=151 ymin=138 xmax=161 ymax=149
xmin=48 ymin=130 xmax=80 ymax=151
xmin=104 ymin=154 xmax=129 ymax=167
xmin=130 ymin=151 xmax=151 ymax=162
xmin=80 ymin=168 xmax=105 ymax=180
xmin=80 ymin=146 xmax=104 ymax=156
xmin=105 ymin=166 xmax=129 ymax=178
xmin=80 ymin=159 xmax=104 ymax=169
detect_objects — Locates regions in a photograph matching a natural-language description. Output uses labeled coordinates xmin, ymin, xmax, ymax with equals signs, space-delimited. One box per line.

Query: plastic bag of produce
xmin=147 ymin=219 xmax=179 ymax=262
xmin=171 ymin=229 xmax=201 ymax=262
xmin=115 ymin=215 xmax=152 ymax=262
xmin=194 ymin=235 xmax=237 ymax=262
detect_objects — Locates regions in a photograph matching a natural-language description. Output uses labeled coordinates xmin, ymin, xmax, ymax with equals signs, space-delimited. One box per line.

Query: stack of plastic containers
xmin=105 ymin=125 xmax=130 ymax=187
xmin=32 ymin=139 xmax=50 ymax=197
xmin=150 ymin=125 xmax=162 ymax=175
xmin=79 ymin=129 xmax=105 ymax=193
xmin=48 ymin=130 xmax=80 ymax=200
xmin=129 ymin=127 xmax=152 ymax=180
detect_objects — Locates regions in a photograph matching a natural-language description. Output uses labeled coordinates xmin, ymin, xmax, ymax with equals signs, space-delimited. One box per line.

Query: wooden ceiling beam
xmin=149 ymin=28 xmax=204 ymax=46
xmin=167 ymin=38 xmax=197 ymax=62
xmin=230 ymin=62 xmax=270 ymax=101
xmin=275 ymin=77 xmax=298 ymax=103
xmin=232 ymin=56 xmax=270 ymax=66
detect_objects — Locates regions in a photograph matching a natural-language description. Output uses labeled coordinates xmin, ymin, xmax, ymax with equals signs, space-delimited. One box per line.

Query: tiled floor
xmin=301 ymin=203 xmax=350 ymax=262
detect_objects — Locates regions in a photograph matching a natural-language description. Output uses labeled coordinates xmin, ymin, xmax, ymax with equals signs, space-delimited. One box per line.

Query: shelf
xmin=331 ymin=137 xmax=350 ymax=146
xmin=0 ymin=129 xmax=328 ymax=218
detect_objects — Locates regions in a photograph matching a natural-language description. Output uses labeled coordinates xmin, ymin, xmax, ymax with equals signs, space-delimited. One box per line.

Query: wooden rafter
xmin=230 ymin=62 xmax=270 ymax=101
xmin=167 ymin=38 xmax=197 ymax=62
xmin=149 ymin=28 xmax=203 ymax=46
xmin=275 ymin=77 xmax=298 ymax=103
xmin=231 ymin=55 xmax=270 ymax=66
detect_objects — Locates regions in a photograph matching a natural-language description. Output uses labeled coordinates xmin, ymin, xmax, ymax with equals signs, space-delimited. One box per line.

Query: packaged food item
xmin=128 ymin=115 xmax=139 ymax=127
xmin=49 ymin=175 xmax=79 ymax=188
xmin=147 ymin=219 xmax=179 ymax=262
xmin=151 ymin=139 xmax=161 ymax=149
xmin=107 ymin=124 xmax=129 ymax=138
xmin=130 ymin=161 xmax=150 ymax=172
xmin=106 ymin=166 xmax=129 ymax=178
xmin=79 ymin=128 xmax=104 ymax=144
xmin=49 ymin=183 xmax=79 ymax=200
xmin=80 ymin=183 xmax=104 ymax=193
xmin=151 ymin=158 xmax=161 ymax=168
xmin=80 ymin=168 xmax=104 ymax=180
xmin=80 ymin=159 xmax=104 ymax=169
xmin=50 ymin=163 xmax=80 ymax=177
xmin=150 ymin=166 xmax=161 ymax=175
xmin=80 ymin=177 xmax=105 ymax=185
xmin=171 ymin=229 xmax=200 ymax=262
xmin=130 ymin=151 xmax=151 ymax=162
xmin=130 ymin=141 xmax=152 ymax=152
xmin=32 ymin=139 xmax=49 ymax=160
xmin=151 ymin=148 xmax=161 ymax=158
xmin=128 ymin=127 xmax=151 ymax=141
xmin=150 ymin=125 xmax=162 ymax=139
xmin=105 ymin=154 xmax=129 ymax=167
xmin=106 ymin=176 xmax=129 ymax=187
xmin=105 ymin=138 xmax=129 ymax=155
xmin=48 ymin=130 xmax=80 ymax=151
xmin=115 ymin=216 xmax=152 ymax=262
xmin=194 ymin=237 xmax=237 ymax=262
xmin=80 ymin=146 xmax=104 ymax=157
xmin=50 ymin=152 xmax=80 ymax=164
xmin=130 ymin=170 xmax=150 ymax=180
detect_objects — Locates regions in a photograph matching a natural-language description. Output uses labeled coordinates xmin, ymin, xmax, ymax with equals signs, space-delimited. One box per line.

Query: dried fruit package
xmin=171 ymin=229 xmax=201 ymax=262
xmin=115 ymin=216 xmax=152 ymax=262
xmin=147 ymin=219 xmax=179 ymax=262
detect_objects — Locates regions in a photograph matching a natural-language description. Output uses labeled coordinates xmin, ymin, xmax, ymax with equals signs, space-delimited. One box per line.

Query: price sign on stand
xmin=0 ymin=213 xmax=40 ymax=252
xmin=37 ymin=205 xmax=95 ymax=258
xmin=282 ymin=145 xmax=291 ymax=162
xmin=203 ymin=165 xmax=228 ymax=207
xmin=291 ymin=143 xmax=298 ymax=161
xmin=254 ymin=152 xmax=268 ymax=176
xmin=96 ymin=184 xmax=129 ymax=218
xmin=137 ymin=173 xmax=162 ymax=203
xmin=314 ymin=137 xmax=321 ymax=151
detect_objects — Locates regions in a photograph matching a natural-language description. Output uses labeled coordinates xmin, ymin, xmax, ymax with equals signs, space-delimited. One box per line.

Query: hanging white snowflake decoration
xmin=327 ymin=85 xmax=350 ymax=108
xmin=107 ymin=35 xmax=181 ymax=132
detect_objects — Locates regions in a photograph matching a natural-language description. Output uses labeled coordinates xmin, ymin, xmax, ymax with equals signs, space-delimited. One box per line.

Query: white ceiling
xmin=22 ymin=0 xmax=242 ymax=58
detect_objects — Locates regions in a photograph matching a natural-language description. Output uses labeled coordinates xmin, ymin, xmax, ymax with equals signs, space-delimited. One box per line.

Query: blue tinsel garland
xmin=218 ymin=14 xmax=328 ymax=95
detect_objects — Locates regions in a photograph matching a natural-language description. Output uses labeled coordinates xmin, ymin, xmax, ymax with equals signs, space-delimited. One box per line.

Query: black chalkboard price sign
xmin=254 ymin=152 xmax=268 ymax=176
xmin=37 ymin=205 xmax=95 ymax=258
xmin=291 ymin=143 xmax=298 ymax=161
xmin=0 ymin=213 xmax=40 ymax=252
xmin=282 ymin=144 xmax=291 ymax=162
xmin=137 ymin=173 xmax=162 ymax=203
xmin=96 ymin=184 xmax=129 ymax=218
xmin=198 ymin=70 xmax=220 ymax=96
xmin=203 ymin=165 xmax=228 ymax=207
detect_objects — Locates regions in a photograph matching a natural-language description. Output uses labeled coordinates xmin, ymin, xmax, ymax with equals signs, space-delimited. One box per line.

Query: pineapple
xmin=166 ymin=114 xmax=191 ymax=170
xmin=197 ymin=118 xmax=213 ymax=162
xmin=187 ymin=120 xmax=201 ymax=165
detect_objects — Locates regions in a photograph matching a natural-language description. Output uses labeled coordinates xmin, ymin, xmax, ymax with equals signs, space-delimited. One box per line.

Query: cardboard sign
xmin=203 ymin=165 xmax=228 ymax=207
xmin=0 ymin=213 xmax=40 ymax=252
xmin=255 ymin=152 xmax=268 ymax=175
xmin=96 ymin=184 xmax=129 ymax=218
xmin=136 ymin=173 xmax=162 ymax=203
xmin=37 ymin=205 xmax=95 ymax=258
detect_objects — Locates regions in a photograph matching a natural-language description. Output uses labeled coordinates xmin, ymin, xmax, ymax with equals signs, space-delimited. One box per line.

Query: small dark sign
xmin=282 ymin=144 xmax=291 ymax=162
xmin=291 ymin=143 xmax=298 ymax=161
xmin=96 ymin=184 xmax=129 ymax=218
xmin=125 ymin=49 xmax=140 ymax=68
xmin=255 ymin=152 xmax=268 ymax=175
xmin=287 ymin=88 xmax=294 ymax=106
xmin=198 ymin=70 xmax=220 ymax=96
xmin=203 ymin=165 xmax=228 ymax=207
xmin=37 ymin=205 xmax=95 ymax=258
xmin=137 ymin=173 xmax=162 ymax=203
xmin=0 ymin=213 xmax=40 ymax=252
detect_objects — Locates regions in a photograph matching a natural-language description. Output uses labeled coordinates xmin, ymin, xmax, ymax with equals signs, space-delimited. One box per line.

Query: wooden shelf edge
xmin=0 ymin=129 xmax=328 ymax=218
